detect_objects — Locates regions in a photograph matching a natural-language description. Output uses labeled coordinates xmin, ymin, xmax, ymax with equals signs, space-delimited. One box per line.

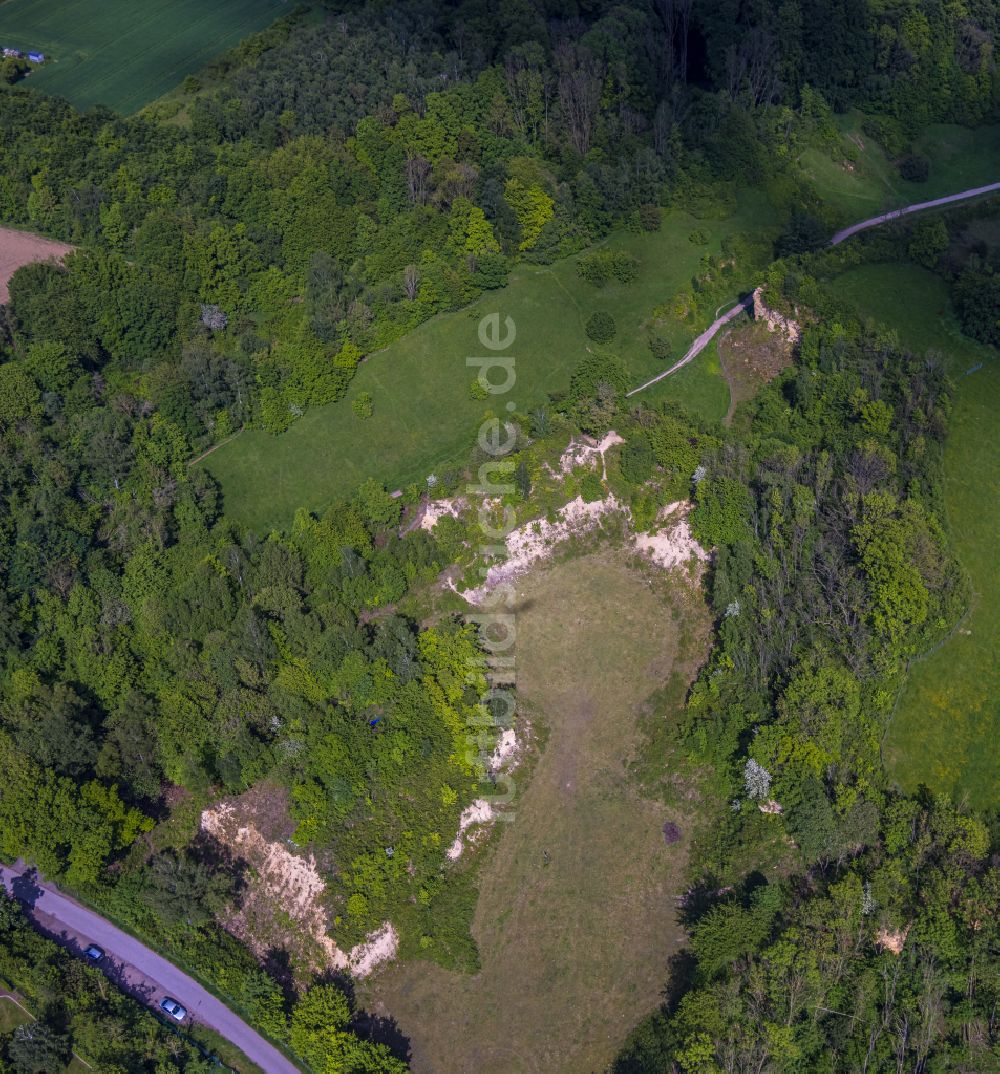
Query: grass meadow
xmin=799 ymin=112 xmax=1000 ymax=220
xmin=361 ymin=552 xmax=711 ymax=1074
xmin=829 ymin=262 xmax=999 ymax=810
xmin=203 ymin=193 xmax=778 ymax=530
xmin=0 ymin=0 xmax=285 ymax=114
xmin=0 ymin=995 xmax=32 ymax=1035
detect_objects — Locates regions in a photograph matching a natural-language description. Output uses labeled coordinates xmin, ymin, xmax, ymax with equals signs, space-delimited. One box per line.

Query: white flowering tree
xmin=743 ymin=758 xmax=772 ymax=800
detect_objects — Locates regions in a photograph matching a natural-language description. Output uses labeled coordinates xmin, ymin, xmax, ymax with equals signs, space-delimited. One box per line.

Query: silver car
xmin=160 ymin=997 xmax=187 ymax=1022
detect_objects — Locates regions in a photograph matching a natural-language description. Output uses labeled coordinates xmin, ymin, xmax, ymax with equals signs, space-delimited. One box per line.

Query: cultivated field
xmin=203 ymin=193 xmax=777 ymax=530
xmin=0 ymin=0 xmax=285 ymax=114
xmin=0 ymin=226 xmax=72 ymax=303
xmin=362 ymin=552 xmax=711 ymax=1073
xmin=830 ymin=263 xmax=999 ymax=809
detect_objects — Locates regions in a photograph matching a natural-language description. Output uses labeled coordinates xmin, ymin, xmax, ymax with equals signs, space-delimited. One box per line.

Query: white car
xmin=160 ymin=997 xmax=187 ymax=1022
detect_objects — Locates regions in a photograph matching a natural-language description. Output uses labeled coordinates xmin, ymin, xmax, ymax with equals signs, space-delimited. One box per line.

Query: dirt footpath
xmin=0 ymin=227 xmax=73 ymax=303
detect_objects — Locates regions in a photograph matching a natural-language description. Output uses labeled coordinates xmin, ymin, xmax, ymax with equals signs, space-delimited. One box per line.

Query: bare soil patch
xmin=0 ymin=227 xmax=73 ymax=303
xmin=201 ymin=783 xmax=346 ymax=979
xmin=717 ymin=318 xmax=795 ymax=424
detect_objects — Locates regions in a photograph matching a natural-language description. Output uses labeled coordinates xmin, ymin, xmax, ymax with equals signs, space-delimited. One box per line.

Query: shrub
xmin=908 ymin=218 xmax=948 ymax=268
xmin=352 ymin=391 xmax=373 ymax=418
xmin=610 ymin=252 xmax=639 ymax=283
xmin=579 ymin=471 xmax=605 ymax=502
xmin=469 ymin=378 xmax=489 ymax=400
xmin=578 ymin=253 xmax=611 ymax=287
xmin=639 ymin=204 xmax=662 ymax=231
xmin=649 ymin=334 xmax=673 ymax=361
xmin=585 ymin=311 xmax=617 ymax=343
xmin=861 ymin=115 xmax=906 ymax=157
xmin=578 ymin=251 xmax=638 ymax=287
xmin=472 ymin=251 xmax=509 ymax=289
xmin=899 ymin=153 xmax=930 ymax=182
xmin=620 ymin=435 xmax=654 ymax=484
xmin=688 ymin=228 xmax=710 ymax=245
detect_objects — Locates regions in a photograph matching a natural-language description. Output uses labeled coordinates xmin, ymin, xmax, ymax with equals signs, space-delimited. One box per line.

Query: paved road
xmin=0 ymin=862 xmax=301 ymax=1074
xmin=627 ymin=180 xmax=1000 ymax=397
xmin=626 ymin=296 xmax=753 ymax=397
xmin=829 ymin=181 xmax=1000 ymax=245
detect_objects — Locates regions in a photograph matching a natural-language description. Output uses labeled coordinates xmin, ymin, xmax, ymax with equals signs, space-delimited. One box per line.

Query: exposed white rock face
xmin=752 ymin=286 xmax=801 ymax=343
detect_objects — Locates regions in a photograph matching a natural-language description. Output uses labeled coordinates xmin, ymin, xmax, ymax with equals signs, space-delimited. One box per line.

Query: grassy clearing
xmin=799 ymin=112 xmax=1000 ymax=219
xmin=204 ymin=193 xmax=778 ymax=530
xmin=0 ymin=995 xmax=32 ymax=1034
xmin=0 ymin=0 xmax=284 ymax=114
xmin=360 ymin=551 xmax=711 ymax=1074
xmin=828 ymin=262 xmax=999 ymax=809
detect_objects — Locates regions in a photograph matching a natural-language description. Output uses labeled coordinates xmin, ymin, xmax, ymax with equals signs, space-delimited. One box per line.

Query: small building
xmin=28 ymin=52 xmax=44 ymax=64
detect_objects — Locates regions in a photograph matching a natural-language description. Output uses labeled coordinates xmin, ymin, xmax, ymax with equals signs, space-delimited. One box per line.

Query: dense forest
xmin=616 ymin=228 xmax=1000 ymax=1071
xmin=0 ymin=0 xmax=999 ymax=1070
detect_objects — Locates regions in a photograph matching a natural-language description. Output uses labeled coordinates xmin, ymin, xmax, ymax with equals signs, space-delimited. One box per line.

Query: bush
xmin=899 ymin=153 xmax=930 ymax=182
xmin=908 ymin=218 xmax=948 ymax=268
xmin=469 ymin=378 xmax=489 ymax=400
xmin=649 ymin=334 xmax=673 ymax=361
xmin=620 ymin=435 xmax=654 ymax=484
xmin=585 ymin=311 xmax=617 ymax=343
xmin=352 ymin=391 xmax=373 ymax=418
xmin=579 ymin=471 xmax=605 ymax=502
xmin=639 ymin=204 xmax=662 ymax=231
xmin=578 ymin=251 xmax=639 ymax=287
xmin=688 ymin=228 xmax=710 ymax=245
xmin=861 ymin=115 xmax=906 ymax=157
xmin=610 ymin=253 xmax=639 ymax=283
xmin=472 ymin=252 xmax=510 ymax=289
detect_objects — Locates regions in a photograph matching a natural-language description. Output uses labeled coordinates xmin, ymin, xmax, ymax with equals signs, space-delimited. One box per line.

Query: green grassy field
xmin=829 ymin=262 xmax=999 ymax=809
xmin=361 ymin=552 xmax=710 ymax=1074
xmin=799 ymin=112 xmax=1000 ymax=219
xmin=0 ymin=0 xmax=285 ymax=114
xmin=203 ymin=195 xmax=777 ymax=530
xmin=0 ymin=995 xmax=32 ymax=1035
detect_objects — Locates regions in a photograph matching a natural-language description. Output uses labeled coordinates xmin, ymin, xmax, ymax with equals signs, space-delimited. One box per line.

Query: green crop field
xmin=799 ymin=112 xmax=1000 ymax=220
xmin=829 ymin=262 xmax=1000 ymax=809
xmin=0 ymin=0 xmax=285 ymax=114
xmin=202 ymin=192 xmax=778 ymax=531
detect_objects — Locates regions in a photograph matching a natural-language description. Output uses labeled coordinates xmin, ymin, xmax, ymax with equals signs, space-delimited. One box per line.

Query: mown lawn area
xmin=361 ymin=551 xmax=711 ymax=1074
xmin=829 ymin=262 xmax=999 ymax=810
xmin=0 ymin=0 xmax=285 ymax=114
xmin=204 ymin=193 xmax=777 ymax=530
xmin=799 ymin=111 xmax=1000 ymax=220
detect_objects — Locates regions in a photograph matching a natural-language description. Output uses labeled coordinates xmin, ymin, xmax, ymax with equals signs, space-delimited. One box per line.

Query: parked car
xmin=160 ymin=997 xmax=187 ymax=1022
xmin=84 ymin=944 xmax=104 ymax=961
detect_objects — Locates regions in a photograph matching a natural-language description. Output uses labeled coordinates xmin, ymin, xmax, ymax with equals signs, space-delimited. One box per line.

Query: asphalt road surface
xmin=829 ymin=181 xmax=1000 ymax=245
xmin=0 ymin=862 xmax=301 ymax=1074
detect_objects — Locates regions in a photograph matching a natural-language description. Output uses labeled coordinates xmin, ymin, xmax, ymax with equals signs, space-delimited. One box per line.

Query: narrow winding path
xmin=627 ymin=180 xmax=1000 ymax=397
xmin=0 ymin=862 xmax=301 ymax=1074
xmin=626 ymin=297 xmax=753 ymax=397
